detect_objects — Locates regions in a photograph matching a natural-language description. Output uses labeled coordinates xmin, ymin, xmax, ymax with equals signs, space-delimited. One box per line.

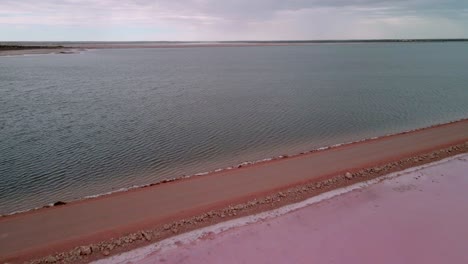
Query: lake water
xmin=1 ymin=43 xmax=467 ymax=215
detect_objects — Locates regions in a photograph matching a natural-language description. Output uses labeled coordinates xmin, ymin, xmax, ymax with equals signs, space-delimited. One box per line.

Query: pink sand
xmin=104 ymin=154 xmax=468 ymax=264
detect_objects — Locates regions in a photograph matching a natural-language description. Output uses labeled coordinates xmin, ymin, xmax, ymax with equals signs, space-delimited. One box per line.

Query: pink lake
xmin=99 ymin=154 xmax=468 ymax=264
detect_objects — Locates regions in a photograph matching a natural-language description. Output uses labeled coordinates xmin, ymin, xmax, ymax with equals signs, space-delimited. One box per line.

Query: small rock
xmin=345 ymin=172 xmax=353 ymax=180
xmin=53 ymin=201 xmax=67 ymax=206
xmin=142 ymin=231 xmax=152 ymax=241
xmin=172 ymin=228 xmax=178 ymax=234
xmin=79 ymin=245 xmax=92 ymax=255
xmin=45 ymin=256 xmax=57 ymax=263
xmin=278 ymin=192 xmax=286 ymax=198
xmin=163 ymin=224 xmax=171 ymax=230
xmin=102 ymin=250 xmax=110 ymax=256
xmin=316 ymin=183 xmax=322 ymax=189
xmin=106 ymin=244 xmax=114 ymax=251
xmin=91 ymin=245 xmax=100 ymax=252
xmin=55 ymin=253 xmax=65 ymax=260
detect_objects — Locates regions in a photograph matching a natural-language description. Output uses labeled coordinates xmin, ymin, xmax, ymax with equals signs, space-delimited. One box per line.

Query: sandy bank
xmin=0 ymin=48 xmax=81 ymax=57
xmin=0 ymin=120 xmax=467 ymax=263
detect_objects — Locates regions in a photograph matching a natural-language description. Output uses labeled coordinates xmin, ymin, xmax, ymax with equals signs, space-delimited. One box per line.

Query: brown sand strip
xmin=0 ymin=120 xmax=467 ymax=263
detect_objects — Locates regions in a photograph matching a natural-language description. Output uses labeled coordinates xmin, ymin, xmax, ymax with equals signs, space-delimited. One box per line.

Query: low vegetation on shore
xmin=0 ymin=45 xmax=65 ymax=50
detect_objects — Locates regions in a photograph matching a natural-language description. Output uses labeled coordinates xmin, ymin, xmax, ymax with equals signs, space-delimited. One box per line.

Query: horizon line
xmin=2 ymin=38 xmax=468 ymax=43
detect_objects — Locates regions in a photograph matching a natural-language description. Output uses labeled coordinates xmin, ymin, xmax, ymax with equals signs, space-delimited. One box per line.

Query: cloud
xmin=0 ymin=0 xmax=467 ymax=40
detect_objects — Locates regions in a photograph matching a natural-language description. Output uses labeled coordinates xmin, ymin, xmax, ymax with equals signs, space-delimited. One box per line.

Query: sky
xmin=1 ymin=0 xmax=467 ymax=41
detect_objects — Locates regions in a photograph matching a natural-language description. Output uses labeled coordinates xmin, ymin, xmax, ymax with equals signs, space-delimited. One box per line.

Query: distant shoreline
xmin=1 ymin=39 xmax=467 ymax=55
xmin=2 ymin=38 xmax=468 ymax=46
xmin=0 ymin=45 xmax=81 ymax=56
xmin=0 ymin=45 xmax=65 ymax=50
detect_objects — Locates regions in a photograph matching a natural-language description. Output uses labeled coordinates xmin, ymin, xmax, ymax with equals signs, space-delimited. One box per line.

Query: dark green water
xmin=1 ymin=43 xmax=467 ymax=214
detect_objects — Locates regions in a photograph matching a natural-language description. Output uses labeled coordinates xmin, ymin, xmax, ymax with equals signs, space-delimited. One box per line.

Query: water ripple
xmin=1 ymin=43 xmax=468 ymax=214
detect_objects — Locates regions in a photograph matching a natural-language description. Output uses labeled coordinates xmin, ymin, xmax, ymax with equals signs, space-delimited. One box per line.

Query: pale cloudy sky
xmin=1 ymin=0 xmax=467 ymax=41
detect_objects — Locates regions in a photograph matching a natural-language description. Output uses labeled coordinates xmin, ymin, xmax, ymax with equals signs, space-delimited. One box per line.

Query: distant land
xmin=0 ymin=44 xmax=65 ymax=50
xmin=1 ymin=38 xmax=468 ymax=50
xmin=2 ymin=38 xmax=467 ymax=56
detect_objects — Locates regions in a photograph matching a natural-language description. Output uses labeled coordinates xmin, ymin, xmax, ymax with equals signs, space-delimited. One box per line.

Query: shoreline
xmin=1 ymin=117 xmax=466 ymax=218
xmin=2 ymin=38 xmax=468 ymax=56
xmin=0 ymin=48 xmax=83 ymax=57
xmin=0 ymin=119 xmax=467 ymax=263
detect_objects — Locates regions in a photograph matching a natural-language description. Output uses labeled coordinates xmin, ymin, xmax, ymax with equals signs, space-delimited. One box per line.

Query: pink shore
xmin=99 ymin=154 xmax=468 ymax=264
